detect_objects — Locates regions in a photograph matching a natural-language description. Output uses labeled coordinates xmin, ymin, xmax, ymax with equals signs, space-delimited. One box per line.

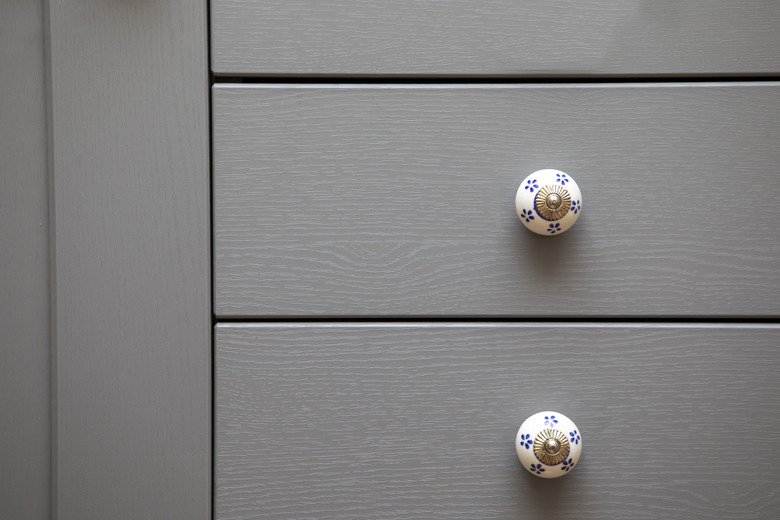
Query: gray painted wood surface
xmin=46 ymin=0 xmax=211 ymax=518
xmin=213 ymin=83 xmax=780 ymax=318
xmin=211 ymin=0 xmax=780 ymax=76
xmin=216 ymin=323 xmax=780 ymax=520
xmin=1 ymin=1 xmax=50 ymax=519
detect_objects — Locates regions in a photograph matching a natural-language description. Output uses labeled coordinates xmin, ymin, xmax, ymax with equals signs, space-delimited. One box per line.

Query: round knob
xmin=515 ymin=169 xmax=582 ymax=235
xmin=516 ymin=411 xmax=582 ymax=478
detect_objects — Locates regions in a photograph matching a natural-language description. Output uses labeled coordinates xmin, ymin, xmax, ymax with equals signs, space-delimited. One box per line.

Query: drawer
xmin=210 ymin=1 xmax=780 ymax=76
xmin=213 ymin=83 xmax=780 ymax=318
xmin=216 ymin=323 xmax=780 ymax=519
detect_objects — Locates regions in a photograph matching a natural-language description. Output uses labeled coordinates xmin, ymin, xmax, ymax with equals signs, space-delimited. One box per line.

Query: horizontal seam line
xmin=214 ymin=316 xmax=780 ymax=324
xmin=211 ymin=74 xmax=780 ymax=85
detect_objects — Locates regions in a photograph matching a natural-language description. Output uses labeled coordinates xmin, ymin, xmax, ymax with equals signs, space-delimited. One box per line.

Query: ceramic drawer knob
xmin=516 ymin=411 xmax=582 ymax=478
xmin=515 ymin=169 xmax=582 ymax=235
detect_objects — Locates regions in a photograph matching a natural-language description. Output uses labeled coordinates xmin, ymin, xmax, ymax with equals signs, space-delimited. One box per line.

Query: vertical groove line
xmin=42 ymin=0 xmax=57 ymax=517
xmin=206 ymin=0 xmax=216 ymax=517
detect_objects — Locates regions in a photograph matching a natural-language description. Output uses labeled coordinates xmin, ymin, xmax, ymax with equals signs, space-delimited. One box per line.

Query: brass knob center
xmin=545 ymin=193 xmax=563 ymax=210
xmin=533 ymin=429 xmax=570 ymax=465
xmin=543 ymin=438 xmax=562 ymax=455
xmin=534 ymin=185 xmax=571 ymax=221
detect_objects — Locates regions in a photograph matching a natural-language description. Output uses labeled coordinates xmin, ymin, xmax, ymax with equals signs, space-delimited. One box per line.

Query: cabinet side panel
xmin=0 ymin=1 xmax=50 ymax=519
xmin=46 ymin=0 xmax=211 ymax=518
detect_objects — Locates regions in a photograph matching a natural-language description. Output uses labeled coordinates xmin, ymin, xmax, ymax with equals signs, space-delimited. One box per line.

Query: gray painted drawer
xmin=210 ymin=1 xmax=780 ymax=76
xmin=216 ymin=323 xmax=780 ymax=520
xmin=213 ymin=83 xmax=780 ymax=318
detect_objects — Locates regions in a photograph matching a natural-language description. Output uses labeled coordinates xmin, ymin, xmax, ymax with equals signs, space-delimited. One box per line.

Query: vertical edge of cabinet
xmin=0 ymin=1 xmax=50 ymax=519
xmin=46 ymin=0 xmax=211 ymax=519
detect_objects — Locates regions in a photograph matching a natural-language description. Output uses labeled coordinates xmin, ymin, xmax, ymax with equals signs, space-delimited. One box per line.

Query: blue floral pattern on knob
xmin=517 ymin=170 xmax=581 ymax=236
xmin=517 ymin=410 xmax=581 ymax=479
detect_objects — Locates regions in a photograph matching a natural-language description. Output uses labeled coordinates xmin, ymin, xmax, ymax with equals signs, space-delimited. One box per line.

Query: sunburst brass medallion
xmin=533 ymin=429 xmax=570 ymax=465
xmin=534 ymin=184 xmax=571 ymax=221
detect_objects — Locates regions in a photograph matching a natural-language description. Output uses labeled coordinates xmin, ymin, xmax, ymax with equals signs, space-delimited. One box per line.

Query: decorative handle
xmin=515 ymin=169 xmax=582 ymax=235
xmin=516 ymin=411 xmax=582 ymax=478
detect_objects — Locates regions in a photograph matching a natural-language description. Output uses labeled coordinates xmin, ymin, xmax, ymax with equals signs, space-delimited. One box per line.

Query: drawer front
xmin=213 ymin=83 xmax=780 ymax=317
xmin=211 ymin=1 xmax=780 ymax=76
xmin=216 ymin=324 xmax=780 ymax=519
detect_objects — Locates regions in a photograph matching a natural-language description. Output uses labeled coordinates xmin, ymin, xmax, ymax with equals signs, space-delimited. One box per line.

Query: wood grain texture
xmin=46 ymin=0 xmax=211 ymax=518
xmin=210 ymin=0 xmax=780 ymax=76
xmin=216 ymin=324 xmax=780 ymax=520
xmin=0 ymin=1 xmax=50 ymax=519
xmin=213 ymin=83 xmax=780 ymax=317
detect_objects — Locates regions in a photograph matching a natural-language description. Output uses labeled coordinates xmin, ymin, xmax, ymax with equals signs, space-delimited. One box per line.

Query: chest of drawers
xmin=26 ymin=1 xmax=779 ymax=519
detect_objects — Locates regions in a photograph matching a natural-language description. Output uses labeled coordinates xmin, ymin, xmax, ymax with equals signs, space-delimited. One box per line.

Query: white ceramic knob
xmin=515 ymin=169 xmax=582 ymax=235
xmin=516 ymin=411 xmax=582 ymax=478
